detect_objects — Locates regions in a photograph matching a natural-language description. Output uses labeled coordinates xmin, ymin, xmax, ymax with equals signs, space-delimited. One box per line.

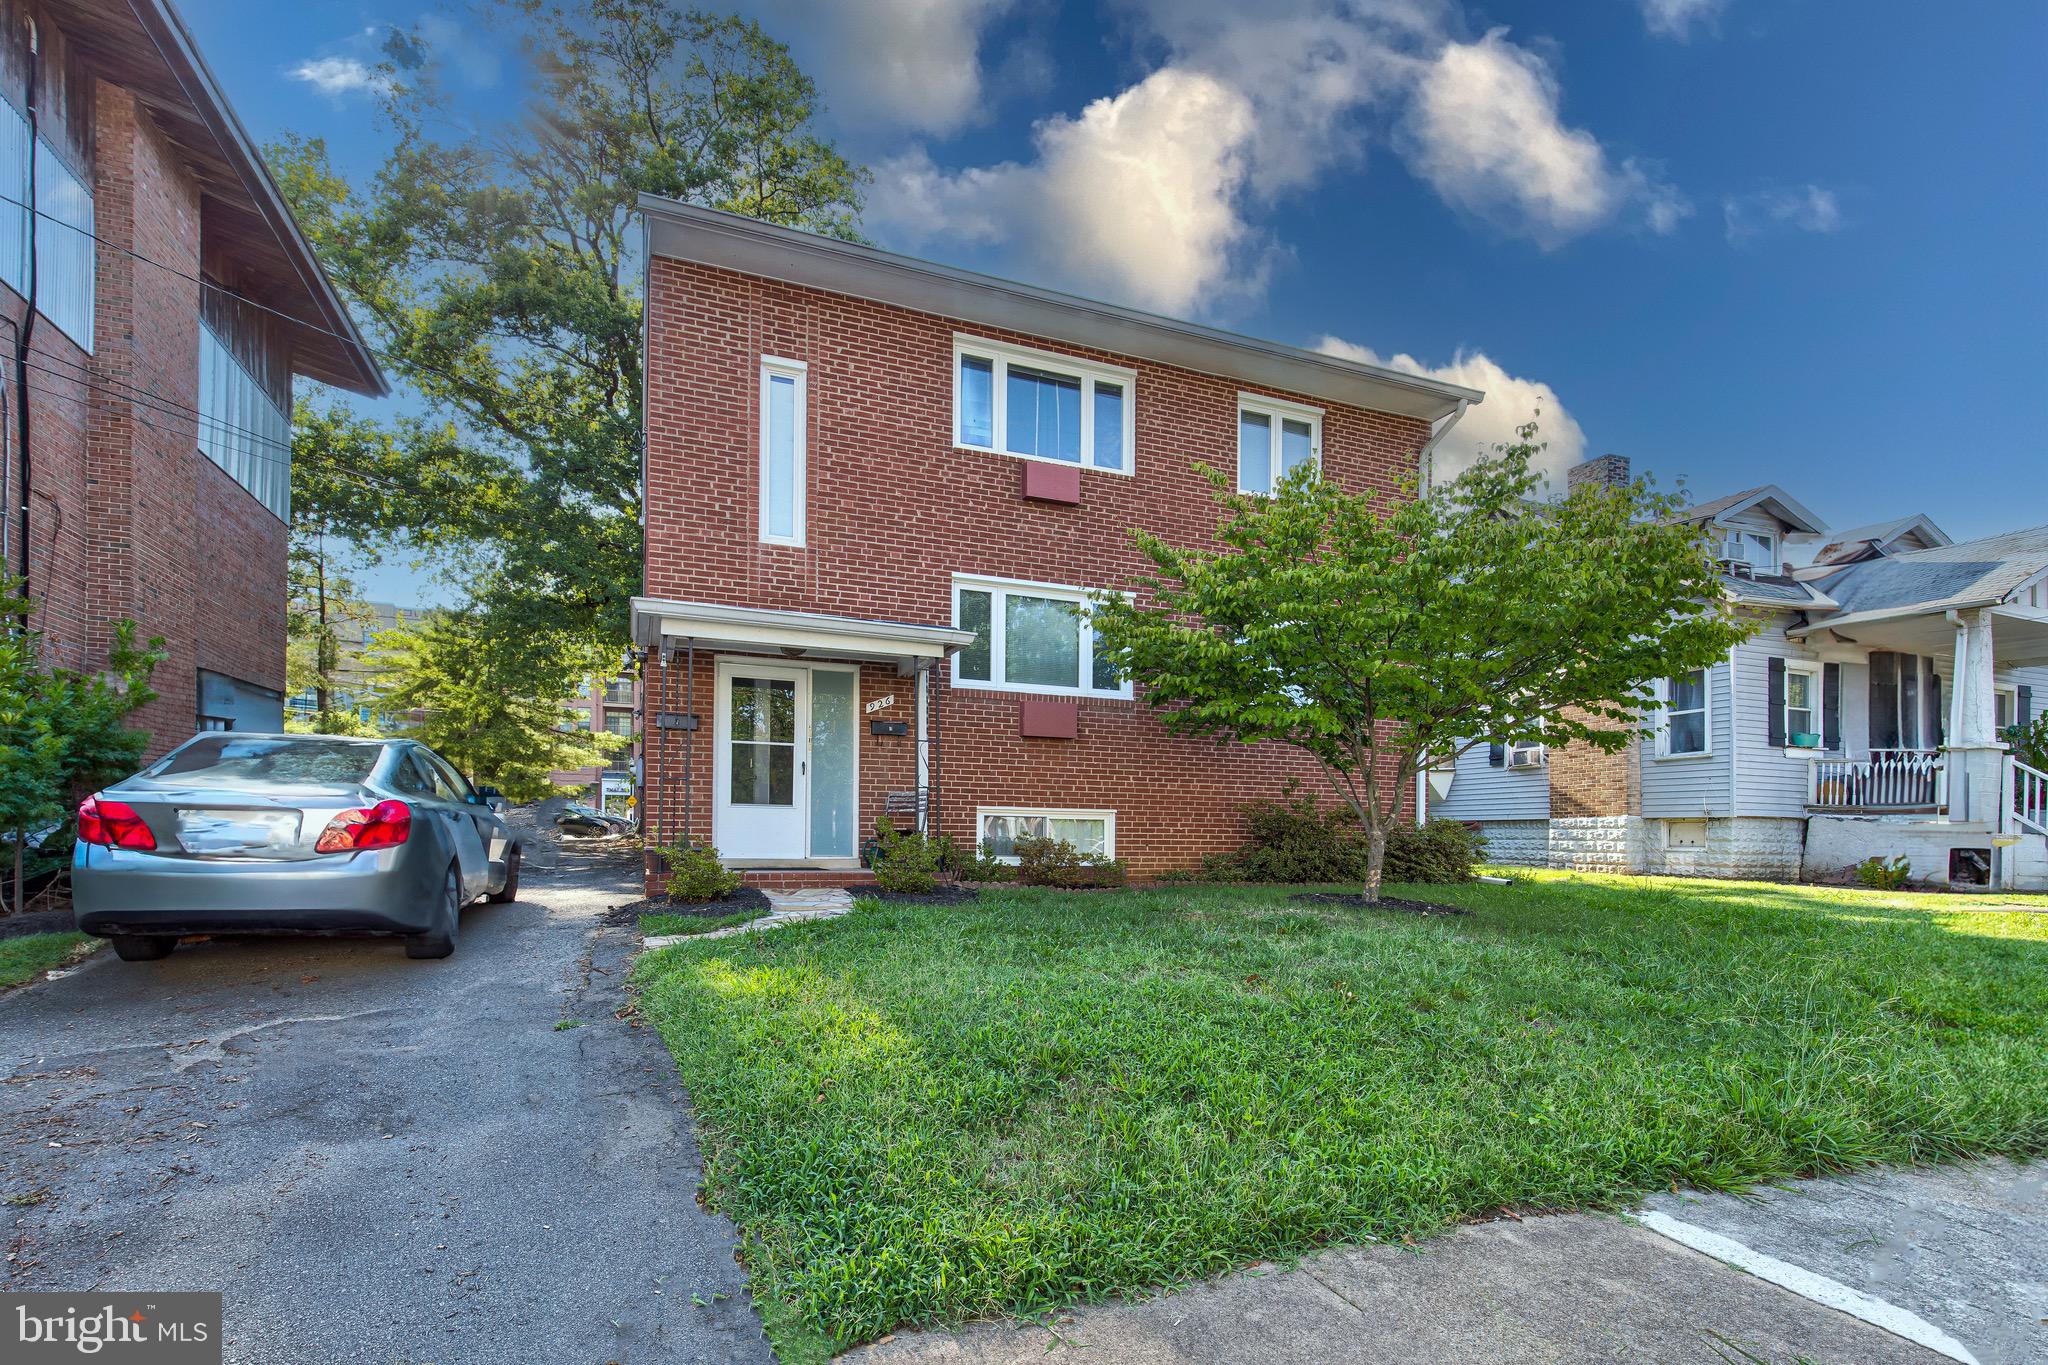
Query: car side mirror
xmin=478 ymin=786 xmax=501 ymax=799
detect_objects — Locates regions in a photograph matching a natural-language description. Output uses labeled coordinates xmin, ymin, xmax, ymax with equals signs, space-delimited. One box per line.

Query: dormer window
xmin=1718 ymin=526 xmax=1777 ymax=573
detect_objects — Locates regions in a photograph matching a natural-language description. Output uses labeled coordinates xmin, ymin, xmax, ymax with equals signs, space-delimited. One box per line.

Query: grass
xmin=0 ymin=932 xmax=93 ymax=988
xmin=630 ymin=872 xmax=2048 ymax=1359
xmin=641 ymin=908 xmax=770 ymax=938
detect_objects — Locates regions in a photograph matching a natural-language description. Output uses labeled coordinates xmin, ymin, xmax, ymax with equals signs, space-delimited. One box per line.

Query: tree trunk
xmin=10 ymin=833 xmax=22 ymax=918
xmin=314 ymin=543 xmax=331 ymax=721
xmin=1362 ymin=816 xmax=1386 ymax=904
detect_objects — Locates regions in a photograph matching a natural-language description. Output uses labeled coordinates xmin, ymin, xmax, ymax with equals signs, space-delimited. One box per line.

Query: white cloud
xmin=865 ymin=6 xmax=1682 ymax=312
xmin=1638 ymin=0 xmax=1727 ymax=40
xmin=1316 ymin=337 xmax=1587 ymax=485
xmin=288 ymin=56 xmax=392 ymax=98
xmin=868 ymin=68 xmax=1266 ymax=316
xmin=758 ymin=0 xmax=1019 ymax=135
xmin=1722 ymin=184 xmax=1843 ymax=243
xmin=1404 ymin=30 xmax=1686 ymax=245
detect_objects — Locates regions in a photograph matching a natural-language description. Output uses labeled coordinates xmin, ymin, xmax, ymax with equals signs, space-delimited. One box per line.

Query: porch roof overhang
xmin=1790 ymin=605 xmax=2048 ymax=668
xmin=631 ymin=597 xmax=976 ymax=667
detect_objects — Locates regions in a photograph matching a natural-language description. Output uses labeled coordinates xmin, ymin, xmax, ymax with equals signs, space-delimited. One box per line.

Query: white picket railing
xmin=2012 ymin=758 xmax=2048 ymax=834
xmin=1809 ymin=749 xmax=1946 ymax=812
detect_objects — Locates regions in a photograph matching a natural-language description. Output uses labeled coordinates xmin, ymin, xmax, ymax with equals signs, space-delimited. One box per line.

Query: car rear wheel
xmin=109 ymin=935 xmax=175 ymax=962
xmin=486 ymin=845 xmax=521 ymax=904
xmin=405 ymin=863 xmax=462 ymax=960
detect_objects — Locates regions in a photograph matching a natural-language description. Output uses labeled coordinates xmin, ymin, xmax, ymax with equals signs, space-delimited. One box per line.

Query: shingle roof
xmin=1807 ymin=524 xmax=2048 ymax=618
xmin=1723 ymin=574 xmax=1828 ymax=606
xmin=1810 ymin=513 xmax=1951 ymax=565
xmin=1675 ymin=485 xmax=1828 ymax=535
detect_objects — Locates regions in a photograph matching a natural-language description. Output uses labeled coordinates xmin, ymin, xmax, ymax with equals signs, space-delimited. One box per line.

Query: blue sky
xmin=188 ymin=0 xmax=2048 ymax=605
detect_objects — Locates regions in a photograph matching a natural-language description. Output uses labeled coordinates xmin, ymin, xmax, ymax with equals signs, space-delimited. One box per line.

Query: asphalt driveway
xmin=1 ymin=837 xmax=769 ymax=1364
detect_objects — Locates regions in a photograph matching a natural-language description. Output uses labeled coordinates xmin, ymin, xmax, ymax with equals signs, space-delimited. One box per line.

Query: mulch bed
xmin=0 ymin=908 xmax=79 ymax=941
xmin=1290 ymin=892 xmax=1469 ymax=916
xmin=847 ymin=885 xmax=983 ymax=906
xmin=603 ymin=886 xmax=774 ymax=926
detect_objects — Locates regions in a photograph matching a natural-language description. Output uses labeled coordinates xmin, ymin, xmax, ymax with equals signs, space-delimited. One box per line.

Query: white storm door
xmin=714 ymin=664 xmax=810 ymax=859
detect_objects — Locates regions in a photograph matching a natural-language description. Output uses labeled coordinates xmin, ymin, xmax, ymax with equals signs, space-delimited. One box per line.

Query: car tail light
xmin=315 ymin=799 xmax=413 ymax=854
xmin=78 ymin=796 xmax=157 ymax=851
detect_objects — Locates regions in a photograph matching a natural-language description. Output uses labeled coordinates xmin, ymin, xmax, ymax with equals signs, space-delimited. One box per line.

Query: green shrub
xmin=962 ymin=843 xmax=1019 ymax=882
xmin=661 ymin=843 xmax=743 ymax=903
xmin=1014 ymin=834 xmax=1128 ymax=888
xmin=1211 ymin=784 xmax=1481 ymax=885
xmin=1855 ymin=855 xmax=1913 ymax=891
xmin=871 ymin=819 xmax=944 ymax=894
xmin=2002 ymin=715 xmax=2048 ymax=771
xmin=1384 ymin=818 xmax=1485 ymax=884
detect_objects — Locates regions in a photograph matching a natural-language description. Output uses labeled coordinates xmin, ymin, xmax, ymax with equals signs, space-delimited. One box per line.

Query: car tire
xmin=405 ymin=863 xmax=462 ymax=960
xmin=109 ymin=935 xmax=175 ymax=962
xmin=486 ymin=845 xmax=521 ymax=904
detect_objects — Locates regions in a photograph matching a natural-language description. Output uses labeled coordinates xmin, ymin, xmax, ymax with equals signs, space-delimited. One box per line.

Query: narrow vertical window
xmin=759 ymin=357 xmax=806 ymax=546
xmin=1093 ymin=383 xmax=1125 ymax=471
xmin=1237 ymin=411 xmax=1272 ymax=494
xmin=959 ymin=355 xmax=994 ymax=447
xmin=957 ymin=589 xmax=993 ymax=681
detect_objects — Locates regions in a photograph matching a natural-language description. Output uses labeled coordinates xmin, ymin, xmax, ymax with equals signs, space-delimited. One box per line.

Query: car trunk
xmin=114 ymin=783 xmax=381 ymax=861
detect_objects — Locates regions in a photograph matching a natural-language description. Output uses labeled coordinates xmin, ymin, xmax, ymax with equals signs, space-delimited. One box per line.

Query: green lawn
xmin=630 ymin=873 xmax=2048 ymax=1359
xmin=641 ymin=908 xmax=771 ymax=938
xmin=0 ymin=932 xmax=93 ymax=988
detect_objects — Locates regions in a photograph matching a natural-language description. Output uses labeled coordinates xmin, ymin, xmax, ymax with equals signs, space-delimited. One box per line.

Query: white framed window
xmin=1717 ymin=525 xmax=1778 ymax=573
xmin=951 ymin=573 xmax=1131 ymax=699
xmin=198 ymin=318 xmax=292 ymax=520
xmin=977 ymin=807 xmax=1116 ymax=862
xmin=953 ymin=335 xmax=1135 ymax=474
xmin=1237 ymin=393 xmax=1321 ymax=495
xmin=1504 ymin=738 xmax=1546 ymax=768
xmin=1659 ymin=668 xmax=1710 ymax=756
xmin=759 ymin=356 xmax=807 ymax=546
xmin=1997 ymin=686 xmax=2018 ymax=733
xmin=1784 ymin=663 xmax=1822 ymax=748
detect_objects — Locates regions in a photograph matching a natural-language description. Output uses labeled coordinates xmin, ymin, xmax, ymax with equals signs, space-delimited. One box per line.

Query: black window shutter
xmin=2020 ymin=685 xmax=2033 ymax=727
xmin=1823 ymin=663 xmax=1842 ymax=750
xmin=1488 ymin=743 xmax=1504 ymax=767
xmin=1869 ymin=651 xmax=1899 ymax=749
xmin=1900 ymin=657 xmax=1921 ymax=749
xmin=1928 ymin=671 xmax=1943 ymax=747
xmin=1766 ymin=656 xmax=1786 ymax=747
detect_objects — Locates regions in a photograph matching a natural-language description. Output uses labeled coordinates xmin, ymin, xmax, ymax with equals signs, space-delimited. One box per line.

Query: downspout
xmin=12 ymin=15 xmax=39 ymax=610
xmin=1417 ymin=399 xmax=1469 ymax=491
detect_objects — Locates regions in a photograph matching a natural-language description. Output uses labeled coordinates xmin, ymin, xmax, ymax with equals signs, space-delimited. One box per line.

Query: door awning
xmin=631 ymin=596 xmax=975 ymax=668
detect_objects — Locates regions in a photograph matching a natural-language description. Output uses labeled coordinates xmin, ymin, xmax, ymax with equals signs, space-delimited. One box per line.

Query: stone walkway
xmin=642 ymin=887 xmax=856 ymax=949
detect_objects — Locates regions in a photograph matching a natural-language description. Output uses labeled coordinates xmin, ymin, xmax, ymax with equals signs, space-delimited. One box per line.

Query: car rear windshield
xmin=143 ymin=736 xmax=381 ymax=787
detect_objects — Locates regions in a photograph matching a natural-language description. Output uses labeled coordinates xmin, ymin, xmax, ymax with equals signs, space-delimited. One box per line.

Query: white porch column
xmin=1947 ymin=608 xmax=2006 ymax=825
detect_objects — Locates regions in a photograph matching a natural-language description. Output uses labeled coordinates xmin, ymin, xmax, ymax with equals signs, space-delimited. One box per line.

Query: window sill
xmin=953 ymin=441 xmax=1132 ymax=478
xmin=1652 ymin=751 xmax=1714 ymax=763
xmin=1782 ymin=747 xmax=1834 ymax=758
xmin=951 ymin=678 xmax=1133 ymax=703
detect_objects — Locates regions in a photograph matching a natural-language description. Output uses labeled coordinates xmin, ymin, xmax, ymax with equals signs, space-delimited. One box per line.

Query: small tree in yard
xmin=0 ymin=582 xmax=166 ymax=914
xmin=1091 ymin=428 xmax=1755 ymax=902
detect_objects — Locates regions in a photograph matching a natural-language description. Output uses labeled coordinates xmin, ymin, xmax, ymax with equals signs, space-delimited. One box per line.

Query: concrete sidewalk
xmin=853 ymin=1161 xmax=2046 ymax=1365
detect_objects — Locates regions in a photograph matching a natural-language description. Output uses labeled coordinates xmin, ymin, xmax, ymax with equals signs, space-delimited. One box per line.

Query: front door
xmin=715 ymin=665 xmax=809 ymax=859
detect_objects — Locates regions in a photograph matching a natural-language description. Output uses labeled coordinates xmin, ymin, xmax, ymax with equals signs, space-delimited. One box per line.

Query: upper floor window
xmin=1717 ymin=525 xmax=1777 ymax=573
xmin=1660 ymin=669 xmax=1710 ymax=756
xmin=759 ymin=357 xmax=807 ymax=546
xmin=951 ymin=574 xmax=1131 ymax=699
xmin=602 ymin=709 xmax=635 ymax=737
xmin=0 ymin=101 xmax=95 ymax=352
xmin=1237 ymin=394 xmax=1321 ymax=495
xmin=953 ymin=335 xmax=1134 ymax=475
xmin=198 ymin=317 xmax=292 ymax=520
xmin=602 ymin=678 xmax=635 ymax=706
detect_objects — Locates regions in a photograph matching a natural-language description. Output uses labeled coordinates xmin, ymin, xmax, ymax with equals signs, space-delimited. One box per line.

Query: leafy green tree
xmin=0 ymin=582 xmax=166 ymax=913
xmin=268 ymin=1 xmax=868 ymax=695
xmin=371 ymin=609 xmax=623 ymax=802
xmin=1091 ymin=430 xmax=1756 ymax=901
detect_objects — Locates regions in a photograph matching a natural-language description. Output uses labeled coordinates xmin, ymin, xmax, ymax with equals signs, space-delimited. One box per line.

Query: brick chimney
xmin=1567 ymin=453 xmax=1630 ymax=492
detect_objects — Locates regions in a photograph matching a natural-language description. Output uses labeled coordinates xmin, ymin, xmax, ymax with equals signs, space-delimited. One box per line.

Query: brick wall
xmin=640 ymin=260 xmax=1431 ymax=876
xmin=1547 ymin=707 xmax=1641 ymax=820
xmin=7 ymin=74 xmax=286 ymax=763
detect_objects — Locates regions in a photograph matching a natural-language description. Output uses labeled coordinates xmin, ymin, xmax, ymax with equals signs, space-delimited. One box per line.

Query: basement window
xmin=977 ymin=807 xmax=1115 ymax=862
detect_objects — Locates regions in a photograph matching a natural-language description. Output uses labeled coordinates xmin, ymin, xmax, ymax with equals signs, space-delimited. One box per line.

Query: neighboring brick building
xmin=631 ymin=200 xmax=1481 ymax=887
xmin=1 ymin=0 xmax=382 ymax=756
xmin=550 ymin=670 xmax=640 ymax=807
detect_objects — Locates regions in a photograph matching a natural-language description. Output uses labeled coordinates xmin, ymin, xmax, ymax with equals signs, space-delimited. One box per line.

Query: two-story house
xmin=2 ymin=0 xmax=384 ymax=749
xmin=630 ymin=199 xmax=1481 ymax=888
xmin=1428 ymin=459 xmax=2048 ymax=890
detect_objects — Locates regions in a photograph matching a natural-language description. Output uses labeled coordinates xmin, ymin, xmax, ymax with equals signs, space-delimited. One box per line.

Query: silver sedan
xmin=73 ymin=734 xmax=522 ymax=962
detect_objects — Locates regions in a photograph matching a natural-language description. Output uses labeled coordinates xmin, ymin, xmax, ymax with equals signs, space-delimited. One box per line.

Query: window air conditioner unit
xmin=1506 ymin=747 xmax=1545 ymax=769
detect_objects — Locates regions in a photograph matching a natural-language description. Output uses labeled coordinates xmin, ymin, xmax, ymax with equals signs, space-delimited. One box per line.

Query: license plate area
xmin=176 ymin=809 xmax=301 ymax=854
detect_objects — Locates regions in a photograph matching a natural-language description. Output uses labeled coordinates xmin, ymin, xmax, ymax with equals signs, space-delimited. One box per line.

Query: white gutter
xmin=1417 ymin=399 xmax=1471 ymax=489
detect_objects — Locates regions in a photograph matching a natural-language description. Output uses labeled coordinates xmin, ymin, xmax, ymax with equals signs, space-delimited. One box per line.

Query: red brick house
xmin=632 ymin=199 xmax=1479 ymax=887
xmin=2 ymin=0 xmax=383 ymax=754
